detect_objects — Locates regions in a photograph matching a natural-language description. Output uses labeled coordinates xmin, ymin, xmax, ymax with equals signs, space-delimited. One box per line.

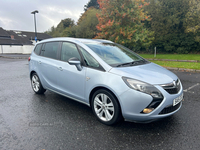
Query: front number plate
xmin=173 ymin=93 xmax=183 ymax=106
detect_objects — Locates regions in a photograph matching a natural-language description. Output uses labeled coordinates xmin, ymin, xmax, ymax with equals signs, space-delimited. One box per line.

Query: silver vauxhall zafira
xmin=29 ymin=37 xmax=183 ymax=125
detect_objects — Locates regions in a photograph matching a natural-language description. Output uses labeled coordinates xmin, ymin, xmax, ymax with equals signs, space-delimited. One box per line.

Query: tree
xmin=45 ymin=18 xmax=75 ymax=37
xmin=62 ymin=26 xmax=77 ymax=37
xmin=145 ymin=0 xmax=200 ymax=53
xmin=185 ymin=0 xmax=200 ymax=42
xmin=84 ymin=0 xmax=99 ymax=11
xmin=76 ymin=8 xmax=100 ymax=38
xmin=95 ymin=0 xmax=154 ymax=50
xmin=61 ymin=18 xmax=75 ymax=28
xmin=45 ymin=26 xmax=55 ymax=35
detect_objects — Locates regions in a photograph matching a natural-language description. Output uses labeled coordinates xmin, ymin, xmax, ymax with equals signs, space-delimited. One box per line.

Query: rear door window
xmin=42 ymin=42 xmax=60 ymax=59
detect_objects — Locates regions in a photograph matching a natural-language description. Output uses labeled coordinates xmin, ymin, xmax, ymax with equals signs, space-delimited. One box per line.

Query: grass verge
xmin=139 ymin=54 xmax=200 ymax=61
xmin=151 ymin=60 xmax=200 ymax=70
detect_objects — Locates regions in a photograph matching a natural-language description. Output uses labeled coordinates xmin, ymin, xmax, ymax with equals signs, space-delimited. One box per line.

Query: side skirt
xmin=46 ymin=88 xmax=90 ymax=107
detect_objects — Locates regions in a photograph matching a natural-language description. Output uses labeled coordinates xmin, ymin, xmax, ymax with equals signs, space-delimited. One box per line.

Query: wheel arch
xmin=30 ymin=70 xmax=37 ymax=80
xmin=89 ymin=86 xmax=122 ymax=113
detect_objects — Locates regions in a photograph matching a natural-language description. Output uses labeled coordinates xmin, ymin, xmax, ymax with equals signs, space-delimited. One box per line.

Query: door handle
xmin=58 ymin=67 xmax=63 ymax=71
xmin=38 ymin=61 xmax=42 ymax=64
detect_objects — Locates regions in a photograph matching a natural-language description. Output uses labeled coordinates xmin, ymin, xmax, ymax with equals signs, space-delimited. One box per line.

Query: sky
xmin=0 ymin=0 xmax=89 ymax=32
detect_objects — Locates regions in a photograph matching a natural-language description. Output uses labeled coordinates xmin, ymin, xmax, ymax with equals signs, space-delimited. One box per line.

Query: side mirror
xmin=68 ymin=57 xmax=82 ymax=71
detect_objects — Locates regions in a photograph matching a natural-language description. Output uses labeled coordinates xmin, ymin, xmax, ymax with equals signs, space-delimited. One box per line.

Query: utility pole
xmin=31 ymin=10 xmax=39 ymax=43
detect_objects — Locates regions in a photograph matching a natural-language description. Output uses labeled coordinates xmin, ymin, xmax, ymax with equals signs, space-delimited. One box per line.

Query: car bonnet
xmin=109 ymin=62 xmax=178 ymax=85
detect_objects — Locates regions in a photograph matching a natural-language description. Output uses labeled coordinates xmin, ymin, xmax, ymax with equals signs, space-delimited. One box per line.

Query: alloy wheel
xmin=32 ymin=75 xmax=40 ymax=92
xmin=94 ymin=93 xmax=115 ymax=122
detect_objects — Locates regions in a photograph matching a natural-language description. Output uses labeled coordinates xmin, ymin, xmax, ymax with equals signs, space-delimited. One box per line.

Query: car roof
xmin=38 ymin=37 xmax=113 ymax=44
xmin=77 ymin=38 xmax=113 ymax=44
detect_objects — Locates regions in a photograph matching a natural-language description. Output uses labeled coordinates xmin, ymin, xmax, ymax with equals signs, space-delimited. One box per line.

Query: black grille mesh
xmin=164 ymin=86 xmax=180 ymax=94
xmin=159 ymin=102 xmax=181 ymax=115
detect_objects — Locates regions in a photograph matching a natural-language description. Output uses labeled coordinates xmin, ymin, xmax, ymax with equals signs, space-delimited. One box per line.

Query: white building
xmin=0 ymin=27 xmax=51 ymax=54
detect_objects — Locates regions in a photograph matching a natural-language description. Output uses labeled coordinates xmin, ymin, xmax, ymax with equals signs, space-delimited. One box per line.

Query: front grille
xmin=159 ymin=102 xmax=181 ymax=115
xmin=165 ymin=87 xmax=180 ymax=94
xmin=161 ymin=79 xmax=181 ymax=94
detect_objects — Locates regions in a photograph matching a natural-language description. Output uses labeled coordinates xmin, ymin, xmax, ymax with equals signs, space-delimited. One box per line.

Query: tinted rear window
xmin=42 ymin=42 xmax=60 ymax=59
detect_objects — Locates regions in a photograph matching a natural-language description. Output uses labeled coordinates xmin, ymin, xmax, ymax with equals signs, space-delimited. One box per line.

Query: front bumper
xmin=118 ymin=84 xmax=183 ymax=122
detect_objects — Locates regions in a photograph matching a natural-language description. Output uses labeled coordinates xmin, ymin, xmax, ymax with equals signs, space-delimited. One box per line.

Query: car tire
xmin=91 ymin=89 xmax=122 ymax=125
xmin=31 ymin=73 xmax=46 ymax=94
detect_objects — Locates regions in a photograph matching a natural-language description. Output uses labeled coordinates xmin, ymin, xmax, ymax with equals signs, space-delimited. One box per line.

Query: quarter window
xmin=61 ymin=42 xmax=81 ymax=62
xmin=42 ymin=42 xmax=60 ymax=59
xmin=78 ymin=46 xmax=100 ymax=68
xmin=34 ymin=44 xmax=42 ymax=55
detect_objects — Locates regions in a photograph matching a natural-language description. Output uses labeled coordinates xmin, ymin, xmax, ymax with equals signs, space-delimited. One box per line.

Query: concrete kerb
xmin=147 ymin=58 xmax=199 ymax=63
xmin=0 ymin=54 xmax=30 ymax=59
xmin=165 ymin=67 xmax=200 ymax=73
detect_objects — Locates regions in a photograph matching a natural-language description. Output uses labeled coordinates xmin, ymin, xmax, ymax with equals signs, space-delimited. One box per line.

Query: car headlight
xmin=122 ymin=77 xmax=163 ymax=99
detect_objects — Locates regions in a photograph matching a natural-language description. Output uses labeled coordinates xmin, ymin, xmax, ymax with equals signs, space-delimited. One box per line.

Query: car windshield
xmin=85 ymin=42 xmax=148 ymax=67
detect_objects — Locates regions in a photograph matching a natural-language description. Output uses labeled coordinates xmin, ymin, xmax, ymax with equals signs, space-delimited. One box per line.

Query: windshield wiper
xmin=115 ymin=60 xmax=148 ymax=67
xmin=135 ymin=59 xmax=148 ymax=64
xmin=116 ymin=61 xmax=135 ymax=67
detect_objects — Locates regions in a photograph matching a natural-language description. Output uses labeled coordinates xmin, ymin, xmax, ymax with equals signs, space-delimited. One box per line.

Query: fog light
xmin=143 ymin=108 xmax=154 ymax=114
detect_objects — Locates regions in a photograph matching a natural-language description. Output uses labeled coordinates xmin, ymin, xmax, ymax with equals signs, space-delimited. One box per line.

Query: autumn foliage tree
xmin=95 ymin=0 xmax=154 ymax=50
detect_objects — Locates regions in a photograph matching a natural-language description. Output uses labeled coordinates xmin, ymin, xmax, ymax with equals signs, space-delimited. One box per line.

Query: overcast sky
xmin=0 ymin=0 xmax=89 ymax=32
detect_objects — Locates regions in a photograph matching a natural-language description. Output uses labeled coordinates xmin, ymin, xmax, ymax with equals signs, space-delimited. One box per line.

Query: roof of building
xmin=0 ymin=27 xmax=52 ymax=45
xmin=7 ymin=30 xmax=32 ymax=45
xmin=0 ymin=27 xmax=10 ymax=37
xmin=12 ymin=30 xmax=52 ymax=41
xmin=0 ymin=38 xmax=22 ymax=45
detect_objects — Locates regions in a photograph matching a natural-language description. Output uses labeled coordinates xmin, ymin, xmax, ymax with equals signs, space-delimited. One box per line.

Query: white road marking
xmin=183 ymin=83 xmax=199 ymax=92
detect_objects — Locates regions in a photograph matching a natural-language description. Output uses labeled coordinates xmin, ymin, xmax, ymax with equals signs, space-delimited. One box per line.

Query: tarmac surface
xmin=0 ymin=57 xmax=200 ymax=150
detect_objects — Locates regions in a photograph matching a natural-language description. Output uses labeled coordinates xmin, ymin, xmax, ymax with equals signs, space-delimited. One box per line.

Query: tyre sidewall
xmin=91 ymin=89 xmax=122 ymax=125
xmin=31 ymin=73 xmax=45 ymax=94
